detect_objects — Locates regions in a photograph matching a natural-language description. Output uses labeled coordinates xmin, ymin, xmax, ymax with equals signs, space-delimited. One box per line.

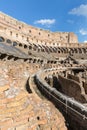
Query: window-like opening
xmin=48 ymin=34 xmax=50 ymax=37
xmin=0 ymin=37 xmax=5 ymax=42
xmin=39 ymin=32 xmax=41 ymax=35
xmin=10 ymin=31 xmax=12 ymax=36
xmin=13 ymin=41 xmax=17 ymax=46
xmin=29 ymin=46 xmax=32 ymax=49
xmin=37 ymin=116 xmax=40 ymax=120
xmin=29 ymin=30 xmax=31 ymax=33
xmin=6 ymin=39 xmax=12 ymax=44
xmin=41 ymin=49 xmax=44 ymax=52
xmin=16 ymin=34 xmax=18 ymax=37
xmin=0 ymin=54 xmax=7 ymax=59
xmin=22 ymin=35 xmax=24 ymax=40
xmin=24 ymin=44 xmax=27 ymax=49
xmin=19 ymin=43 xmax=22 ymax=47
xmin=19 ymin=26 xmax=21 ymax=29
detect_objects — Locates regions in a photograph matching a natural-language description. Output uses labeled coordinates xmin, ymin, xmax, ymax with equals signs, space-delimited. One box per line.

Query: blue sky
xmin=0 ymin=0 xmax=87 ymax=42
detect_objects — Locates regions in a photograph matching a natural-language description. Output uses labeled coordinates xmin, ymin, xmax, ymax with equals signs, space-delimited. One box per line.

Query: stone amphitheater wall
xmin=58 ymin=75 xmax=87 ymax=103
xmin=83 ymin=82 xmax=87 ymax=94
xmin=35 ymin=68 xmax=87 ymax=130
xmin=0 ymin=11 xmax=78 ymax=46
xmin=39 ymin=69 xmax=87 ymax=104
xmin=0 ymin=11 xmax=87 ymax=130
xmin=67 ymin=73 xmax=80 ymax=83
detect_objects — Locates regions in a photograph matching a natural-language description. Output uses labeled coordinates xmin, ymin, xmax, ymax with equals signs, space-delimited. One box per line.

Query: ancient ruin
xmin=0 ymin=12 xmax=87 ymax=130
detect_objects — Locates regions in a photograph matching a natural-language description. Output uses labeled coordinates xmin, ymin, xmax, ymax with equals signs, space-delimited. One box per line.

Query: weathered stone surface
xmin=0 ymin=11 xmax=87 ymax=130
xmin=0 ymin=61 xmax=67 ymax=130
xmin=5 ymin=86 xmax=20 ymax=99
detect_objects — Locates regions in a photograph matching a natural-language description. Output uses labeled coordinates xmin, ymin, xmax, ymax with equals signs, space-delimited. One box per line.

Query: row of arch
xmin=0 ymin=36 xmax=87 ymax=55
xmin=0 ymin=51 xmax=59 ymax=66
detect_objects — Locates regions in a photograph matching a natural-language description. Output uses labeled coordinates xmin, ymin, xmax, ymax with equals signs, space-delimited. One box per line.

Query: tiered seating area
xmin=0 ymin=12 xmax=87 ymax=130
xmin=0 ymin=35 xmax=87 ymax=62
xmin=0 ymin=57 xmax=67 ymax=130
xmin=34 ymin=66 xmax=87 ymax=130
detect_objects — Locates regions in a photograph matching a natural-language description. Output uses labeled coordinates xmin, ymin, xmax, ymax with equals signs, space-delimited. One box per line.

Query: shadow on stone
xmin=26 ymin=78 xmax=32 ymax=93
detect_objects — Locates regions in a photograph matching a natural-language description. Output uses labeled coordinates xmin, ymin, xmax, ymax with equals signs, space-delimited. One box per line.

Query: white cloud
xmin=79 ymin=29 xmax=87 ymax=35
xmin=84 ymin=40 xmax=87 ymax=43
xmin=69 ymin=4 xmax=87 ymax=17
xmin=34 ymin=19 xmax=56 ymax=27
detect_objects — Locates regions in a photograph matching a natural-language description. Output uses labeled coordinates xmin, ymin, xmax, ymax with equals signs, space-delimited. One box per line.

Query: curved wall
xmin=0 ymin=12 xmax=78 ymax=46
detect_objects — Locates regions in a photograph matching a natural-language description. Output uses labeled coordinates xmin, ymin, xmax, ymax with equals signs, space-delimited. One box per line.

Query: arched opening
xmin=74 ymin=48 xmax=78 ymax=53
xmin=58 ymin=51 xmax=60 ymax=53
xmin=24 ymin=44 xmax=28 ymax=49
xmin=29 ymin=46 xmax=32 ymax=49
xmin=0 ymin=37 xmax=5 ymax=42
xmin=27 ymin=37 xmax=29 ymax=42
xmin=19 ymin=43 xmax=22 ymax=47
xmin=13 ymin=41 xmax=17 ymax=46
xmin=16 ymin=34 xmax=18 ymax=37
xmin=78 ymin=48 xmax=82 ymax=53
xmin=39 ymin=32 xmax=41 ymax=35
xmin=82 ymin=48 xmax=86 ymax=53
xmin=6 ymin=39 xmax=12 ymax=44
xmin=0 ymin=54 xmax=7 ymax=59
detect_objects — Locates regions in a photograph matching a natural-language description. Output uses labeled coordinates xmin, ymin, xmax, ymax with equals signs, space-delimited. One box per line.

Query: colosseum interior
xmin=0 ymin=12 xmax=87 ymax=130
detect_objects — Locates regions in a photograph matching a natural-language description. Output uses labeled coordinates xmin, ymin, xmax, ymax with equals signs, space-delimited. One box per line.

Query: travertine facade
xmin=0 ymin=11 xmax=78 ymax=46
xmin=0 ymin=12 xmax=87 ymax=130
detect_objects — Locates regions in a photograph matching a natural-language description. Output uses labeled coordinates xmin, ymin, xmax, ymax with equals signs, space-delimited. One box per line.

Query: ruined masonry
xmin=0 ymin=12 xmax=87 ymax=130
